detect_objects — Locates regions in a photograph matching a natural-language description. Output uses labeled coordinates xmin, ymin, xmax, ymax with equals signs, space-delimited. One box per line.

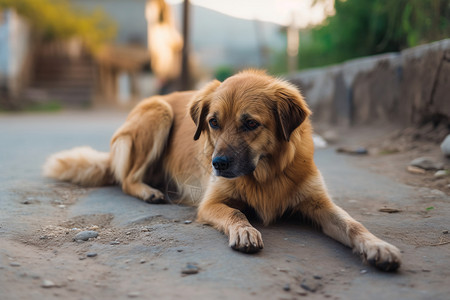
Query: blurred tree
xmin=298 ymin=0 xmax=450 ymax=70
xmin=0 ymin=0 xmax=116 ymax=52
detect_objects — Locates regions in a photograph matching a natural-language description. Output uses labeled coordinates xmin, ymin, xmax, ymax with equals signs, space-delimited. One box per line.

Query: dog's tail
xmin=42 ymin=146 xmax=114 ymax=187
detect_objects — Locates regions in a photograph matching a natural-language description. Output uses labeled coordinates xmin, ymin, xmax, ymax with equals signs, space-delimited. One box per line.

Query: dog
xmin=43 ymin=70 xmax=401 ymax=271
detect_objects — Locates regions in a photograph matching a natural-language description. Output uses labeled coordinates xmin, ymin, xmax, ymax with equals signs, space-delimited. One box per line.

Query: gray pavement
xmin=1 ymin=111 xmax=449 ymax=300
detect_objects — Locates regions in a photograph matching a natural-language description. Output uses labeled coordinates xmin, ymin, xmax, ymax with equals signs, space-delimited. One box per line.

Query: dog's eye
xmin=209 ymin=118 xmax=219 ymax=129
xmin=244 ymin=119 xmax=260 ymax=131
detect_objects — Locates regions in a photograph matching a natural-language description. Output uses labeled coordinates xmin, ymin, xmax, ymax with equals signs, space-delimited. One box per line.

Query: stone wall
xmin=288 ymin=39 xmax=450 ymax=128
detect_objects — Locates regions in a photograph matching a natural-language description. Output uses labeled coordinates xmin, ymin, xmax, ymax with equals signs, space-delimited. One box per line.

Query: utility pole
xmin=286 ymin=11 xmax=299 ymax=74
xmin=180 ymin=0 xmax=190 ymax=90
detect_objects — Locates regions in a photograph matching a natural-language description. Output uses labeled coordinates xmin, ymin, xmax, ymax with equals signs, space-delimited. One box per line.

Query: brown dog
xmin=43 ymin=70 xmax=401 ymax=271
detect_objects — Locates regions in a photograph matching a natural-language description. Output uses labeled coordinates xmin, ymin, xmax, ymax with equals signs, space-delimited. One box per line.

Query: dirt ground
xmin=1 ymin=112 xmax=449 ymax=300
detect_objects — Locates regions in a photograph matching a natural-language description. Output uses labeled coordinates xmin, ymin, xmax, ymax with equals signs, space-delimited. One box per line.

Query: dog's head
xmin=190 ymin=70 xmax=311 ymax=179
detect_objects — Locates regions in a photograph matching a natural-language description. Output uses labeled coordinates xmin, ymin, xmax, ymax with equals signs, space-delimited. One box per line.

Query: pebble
xmin=407 ymin=166 xmax=426 ymax=174
xmin=379 ymin=207 xmax=401 ymax=213
xmin=73 ymin=231 xmax=98 ymax=242
xmin=300 ymin=278 xmax=321 ymax=292
xmin=110 ymin=241 xmax=120 ymax=245
xmin=283 ymin=283 xmax=291 ymax=291
xmin=440 ymin=134 xmax=450 ymax=157
xmin=10 ymin=262 xmax=21 ymax=267
xmin=140 ymin=259 xmax=146 ymax=264
xmin=313 ymin=275 xmax=322 ymax=280
xmin=434 ymin=170 xmax=448 ymax=177
xmin=128 ymin=291 xmax=140 ymax=298
xmin=410 ymin=157 xmax=444 ymax=170
xmin=184 ymin=220 xmax=192 ymax=224
xmin=86 ymin=252 xmax=97 ymax=258
xmin=443 ymin=230 xmax=449 ymax=234
xmin=336 ymin=146 xmax=368 ymax=155
xmin=41 ymin=279 xmax=56 ymax=288
xmin=360 ymin=269 xmax=368 ymax=274
xmin=181 ymin=263 xmax=199 ymax=275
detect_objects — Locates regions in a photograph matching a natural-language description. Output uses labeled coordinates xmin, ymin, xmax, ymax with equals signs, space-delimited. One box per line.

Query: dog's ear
xmin=274 ymin=84 xmax=311 ymax=142
xmin=190 ymin=80 xmax=221 ymax=140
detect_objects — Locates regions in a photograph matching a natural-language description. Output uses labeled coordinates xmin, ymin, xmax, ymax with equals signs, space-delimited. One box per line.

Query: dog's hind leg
xmin=110 ymin=97 xmax=173 ymax=203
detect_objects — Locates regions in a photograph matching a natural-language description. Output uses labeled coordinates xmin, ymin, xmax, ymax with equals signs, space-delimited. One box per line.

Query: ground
xmin=1 ymin=111 xmax=449 ymax=300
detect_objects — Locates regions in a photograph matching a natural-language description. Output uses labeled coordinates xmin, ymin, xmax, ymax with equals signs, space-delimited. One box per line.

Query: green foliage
xmin=298 ymin=0 xmax=450 ymax=70
xmin=0 ymin=0 xmax=116 ymax=52
xmin=214 ymin=65 xmax=234 ymax=82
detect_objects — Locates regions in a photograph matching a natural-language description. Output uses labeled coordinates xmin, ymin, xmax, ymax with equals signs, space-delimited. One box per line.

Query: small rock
xmin=73 ymin=231 xmax=98 ymax=242
xmin=313 ymin=275 xmax=322 ymax=280
xmin=277 ymin=267 xmax=289 ymax=272
xmin=410 ymin=157 xmax=444 ymax=170
xmin=58 ymin=204 xmax=66 ymax=208
xmin=140 ymin=259 xmax=146 ymax=264
xmin=443 ymin=230 xmax=449 ymax=234
xmin=407 ymin=166 xmax=426 ymax=174
xmin=9 ymin=262 xmax=21 ymax=267
xmin=128 ymin=292 xmax=140 ymax=298
xmin=300 ymin=278 xmax=322 ymax=292
xmin=126 ymin=232 xmax=131 ymax=235
xmin=360 ymin=269 xmax=368 ymax=274
xmin=184 ymin=220 xmax=192 ymax=224
xmin=39 ymin=235 xmax=49 ymax=240
xmin=86 ymin=252 xmax=97 ymax=258
xmin=431 ymin=189 xmax=446 ymax=197
xmin=110 ymin=241 xmax=120 ymax=245
xmin=440 ymin=135 xmax=450 ymax=157
xmin=41 ymin=279 xmax=56 ymax=288
xmin=177 ymin=249 xmax=183 ymax=253
xmin=434 ymin=170 xmax=448 ymax=178
xmin=283 ymin=283 xmax=291 ymax=291
xmin=181 ymin=263 xmax=199 ymax=275
xmin=337 ymin=146 xmax=368 ymax=155
xmin=379 ymin=207 xmax=401 ymax=213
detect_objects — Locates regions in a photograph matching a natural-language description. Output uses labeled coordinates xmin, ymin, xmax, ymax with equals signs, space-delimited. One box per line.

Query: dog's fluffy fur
xmin=43 ymin=70 xmax=401 ymax=271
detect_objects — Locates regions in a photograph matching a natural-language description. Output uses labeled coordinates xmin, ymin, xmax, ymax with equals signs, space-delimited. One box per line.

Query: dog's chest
xmin=235 ymin=178 xmax=298 ymax=224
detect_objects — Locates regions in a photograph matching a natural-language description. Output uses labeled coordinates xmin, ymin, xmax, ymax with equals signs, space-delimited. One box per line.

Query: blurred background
xmin=0 ymin=0 xmax=449 ymax=116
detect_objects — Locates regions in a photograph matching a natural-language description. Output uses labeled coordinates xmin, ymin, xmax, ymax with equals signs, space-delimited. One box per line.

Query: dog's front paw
xmin=140 ymin=185 xmax=165 ymax=204
xmin=228 ymin=225 xmax=264 ymax=253
xmin=144 ymin=189 xmax=166 ymax=204
xmin=361 ymin=239 xmax=402 ymax=272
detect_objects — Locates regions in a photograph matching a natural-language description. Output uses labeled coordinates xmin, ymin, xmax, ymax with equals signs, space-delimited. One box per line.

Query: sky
xmin=166 ymin=0 xmax=335 ymax=28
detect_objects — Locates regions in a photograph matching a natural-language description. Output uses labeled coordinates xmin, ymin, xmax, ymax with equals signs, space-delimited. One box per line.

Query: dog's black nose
xmin=212 ymin=156 xmax=230 ymax=171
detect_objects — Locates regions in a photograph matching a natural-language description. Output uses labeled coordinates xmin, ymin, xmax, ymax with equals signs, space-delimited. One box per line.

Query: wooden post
xmin=180 ymin=0 xmax=190 ymax=90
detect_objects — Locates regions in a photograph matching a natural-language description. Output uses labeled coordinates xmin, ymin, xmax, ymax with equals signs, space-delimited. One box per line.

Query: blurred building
xmin=0 ymin=1 xmax=285 ymax=108
xmin=0 ymin=9 xmax=32 ymax=106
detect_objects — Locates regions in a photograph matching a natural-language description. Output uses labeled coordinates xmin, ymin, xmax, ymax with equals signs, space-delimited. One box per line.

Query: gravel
xmin=41 ymin=280 xmax=56 ymax=288
xmin=181 ymin=263 xmax=199 ymax=275
xmin=73 ymin=231 xmax=98 ymax=242
xmin=410 ymin=157 xmax=444 ymax=170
